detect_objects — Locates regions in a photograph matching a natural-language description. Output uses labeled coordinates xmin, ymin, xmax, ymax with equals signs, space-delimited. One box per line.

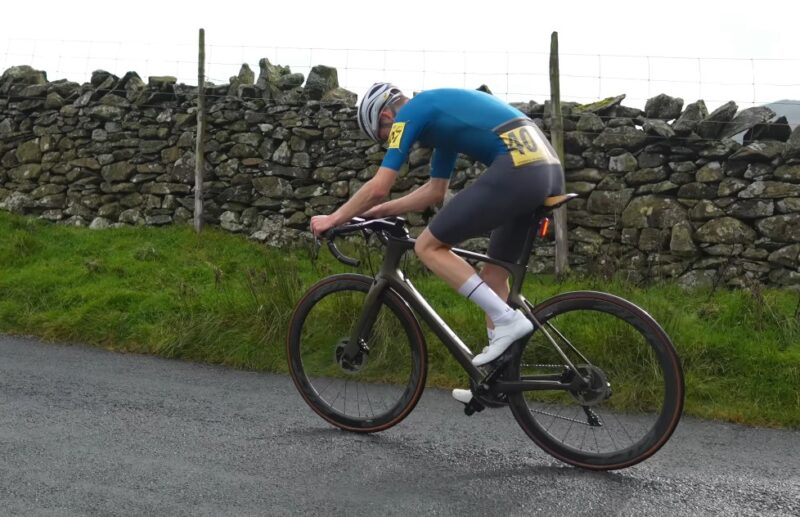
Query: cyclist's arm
xmin=429 ymin=149 xmax=457 ymax=180
xmin=366 ymin=178 xmax=448 ymax=218
xmin=327 ymin=166 xmax=397 ymax=226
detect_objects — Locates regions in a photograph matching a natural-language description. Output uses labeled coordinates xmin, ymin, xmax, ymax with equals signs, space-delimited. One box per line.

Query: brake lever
xmin=311 ymin=236 xmax=321 ymax=264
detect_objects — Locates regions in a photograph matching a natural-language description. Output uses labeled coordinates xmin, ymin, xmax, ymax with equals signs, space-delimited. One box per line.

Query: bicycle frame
xmin=341 ymin=213 xmax=588 ymax=393
xmin=296 ymin=208 xmax=683 ymax=469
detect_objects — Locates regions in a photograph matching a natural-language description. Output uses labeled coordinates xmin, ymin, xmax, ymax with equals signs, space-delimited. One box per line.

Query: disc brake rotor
xmin=334 ymin=339 xmax=369 ymax=374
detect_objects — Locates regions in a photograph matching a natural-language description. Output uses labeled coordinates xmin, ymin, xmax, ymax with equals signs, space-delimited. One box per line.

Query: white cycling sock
xmin=457 ymin=274 xmax=514 ymax=325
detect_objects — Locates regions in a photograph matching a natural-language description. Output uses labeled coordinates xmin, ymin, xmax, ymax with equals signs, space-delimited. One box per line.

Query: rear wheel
xmin=287 ymin=274 xmax=427 ymax=433
xmin=507 ymin=291 xmax=684 ymax=470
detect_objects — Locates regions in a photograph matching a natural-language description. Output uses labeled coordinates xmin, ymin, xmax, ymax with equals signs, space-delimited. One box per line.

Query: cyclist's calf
xmin=480 ymin=264 xmax=510 ymax=308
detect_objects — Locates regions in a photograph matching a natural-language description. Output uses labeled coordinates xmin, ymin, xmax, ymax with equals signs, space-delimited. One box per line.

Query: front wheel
xmin=287 ymin=274 xmax=427 ymax=433
xmin=507 ymin=291 xmax=684 ymax=470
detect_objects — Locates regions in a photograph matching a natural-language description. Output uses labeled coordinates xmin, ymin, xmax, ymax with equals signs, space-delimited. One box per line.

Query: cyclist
xmin=310 ymin=83 xmax=565 ymax=404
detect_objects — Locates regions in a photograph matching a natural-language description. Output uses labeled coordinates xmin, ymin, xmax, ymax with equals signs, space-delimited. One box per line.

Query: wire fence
xmin=2 ymin=37 xmax=800 ymax=114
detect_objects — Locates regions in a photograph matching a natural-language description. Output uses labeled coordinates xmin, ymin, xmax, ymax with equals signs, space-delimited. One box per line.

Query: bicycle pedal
xmin=464 ymin=398 xmax=485 ymax=416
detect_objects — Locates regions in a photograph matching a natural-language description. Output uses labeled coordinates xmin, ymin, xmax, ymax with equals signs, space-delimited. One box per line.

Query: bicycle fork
xmin=341 ymin=278 xmax=389 ymax=366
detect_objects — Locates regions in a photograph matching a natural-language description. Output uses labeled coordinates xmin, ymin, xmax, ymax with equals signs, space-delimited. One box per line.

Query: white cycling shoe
xmin=451 ymin=388 xmax=473 ymax=404
xmin=471 ymin=310 xmax=533 ymax=366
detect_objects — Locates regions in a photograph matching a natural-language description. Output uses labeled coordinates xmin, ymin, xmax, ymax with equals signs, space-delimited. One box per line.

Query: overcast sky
xmin=1 ymin=0 xmax=798 ymax=110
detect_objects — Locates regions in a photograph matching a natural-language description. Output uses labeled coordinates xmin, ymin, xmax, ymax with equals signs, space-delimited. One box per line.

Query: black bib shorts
xmin=428 ymin=121 xmax=565 ymax=263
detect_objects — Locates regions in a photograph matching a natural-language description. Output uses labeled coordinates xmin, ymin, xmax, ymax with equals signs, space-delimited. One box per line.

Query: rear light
xmin=538 ymin=217 xmax=551 ymax=238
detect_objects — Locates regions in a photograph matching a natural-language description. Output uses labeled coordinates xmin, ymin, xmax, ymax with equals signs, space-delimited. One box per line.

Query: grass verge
xmin=1 ymin=210 xmax=798 ymax=427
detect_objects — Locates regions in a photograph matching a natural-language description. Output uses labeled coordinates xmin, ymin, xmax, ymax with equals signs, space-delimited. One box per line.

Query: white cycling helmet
xmin=357 ymin=82 xmax=404 ymax=142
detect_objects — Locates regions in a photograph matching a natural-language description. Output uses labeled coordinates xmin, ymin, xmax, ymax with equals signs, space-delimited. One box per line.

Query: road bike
xmin=286 ymin=194 xmax=684 ymax=470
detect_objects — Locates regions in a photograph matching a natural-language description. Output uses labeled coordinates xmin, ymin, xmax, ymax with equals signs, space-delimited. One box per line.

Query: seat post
xmin=521 ymin=193 xmax=576 ymax=267
xmin=516 ymin=209 xmax=546 ymax=267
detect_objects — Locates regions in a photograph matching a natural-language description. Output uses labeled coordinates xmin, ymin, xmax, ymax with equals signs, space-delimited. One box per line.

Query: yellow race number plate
xmin=499 ymin=125 xmax=547 ymax=166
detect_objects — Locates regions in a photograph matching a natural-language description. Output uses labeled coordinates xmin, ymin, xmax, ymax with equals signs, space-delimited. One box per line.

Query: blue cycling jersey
xmin=381 ymin=88 xmax=527 ymax=179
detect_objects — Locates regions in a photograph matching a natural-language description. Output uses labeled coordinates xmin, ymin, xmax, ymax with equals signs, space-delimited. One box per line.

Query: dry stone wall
xmin=1 ymin=62 xmax=800 ymax=289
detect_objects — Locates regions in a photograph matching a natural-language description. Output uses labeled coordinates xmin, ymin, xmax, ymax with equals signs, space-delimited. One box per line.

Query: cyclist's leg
xmin=419 ymin=156 xmax=561 ymax=289
xmin=486 ymin=161 xmax=565 ymax=262
xmin=416 ymin=227 xmax=524 ymax=332
xmin=479 ymin=198 xmax=550 ymax=329
xmin=414 ymin=155 xmax=519 ymax=290
xmin=414 ymin=229 xmax=477 ymax=290
xmin=479 ymin=264 xmax=510 ymax=334
xmin=416 ymin=175 xmax=520 ymax=330
xmin=435 ymin=159 xmax=561 ymax=277
xmin=425 ymin=158 xmax=563 ymax=249
xmin=480 ymin=161 xmax=564 ymax=328
xmin=480 ymin=213 xmax=536 ymax=329
xmin=419 ymin=157 xmax=562 ymax=364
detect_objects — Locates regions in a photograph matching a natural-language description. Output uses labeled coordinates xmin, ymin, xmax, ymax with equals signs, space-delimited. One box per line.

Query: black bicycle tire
xmin=287 ymin=273 xmax=428 ymax=433
xmin=507 ymin=290 xmax=684 ymax=470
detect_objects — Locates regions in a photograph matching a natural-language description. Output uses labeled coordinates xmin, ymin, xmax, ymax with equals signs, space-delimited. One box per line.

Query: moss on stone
xmin=573 ymin=94 xmax=626 ymax=114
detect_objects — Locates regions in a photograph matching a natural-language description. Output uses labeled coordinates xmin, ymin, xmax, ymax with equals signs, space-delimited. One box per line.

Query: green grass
xmin=1 ymin=210 xmax=798 ymax=428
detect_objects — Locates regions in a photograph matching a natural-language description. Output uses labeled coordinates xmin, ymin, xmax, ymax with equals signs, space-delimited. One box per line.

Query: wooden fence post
xmin=194 ymin=28 xmax=206 ymax=233
xmin=549 ymin=31 xmax=569 ymax=276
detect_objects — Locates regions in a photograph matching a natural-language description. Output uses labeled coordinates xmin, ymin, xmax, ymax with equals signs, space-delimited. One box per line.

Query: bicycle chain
xmin=521 ymin=363 xmax=593 ymax=426
xmin=530 ymin=407 xmax=592 ymax=426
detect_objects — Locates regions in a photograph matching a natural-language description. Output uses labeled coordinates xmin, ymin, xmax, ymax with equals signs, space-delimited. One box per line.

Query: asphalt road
xmin=0 ymin=334 xmax=797 ymax=516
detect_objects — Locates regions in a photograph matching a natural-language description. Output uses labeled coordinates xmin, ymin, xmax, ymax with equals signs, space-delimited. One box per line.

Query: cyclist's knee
xmin=414 ymin=230 xmax=433 ymax=258
xmin=414 ymin=228 xmax=446 ymax=259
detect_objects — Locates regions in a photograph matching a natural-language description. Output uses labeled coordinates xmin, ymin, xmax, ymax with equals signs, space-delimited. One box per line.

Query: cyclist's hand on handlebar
xmin=310 ymin=214 xmax=337 ymax=237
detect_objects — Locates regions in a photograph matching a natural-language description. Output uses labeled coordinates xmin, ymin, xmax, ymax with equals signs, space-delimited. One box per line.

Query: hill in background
xmin=765 ymin=99 xmax=800 ymax=129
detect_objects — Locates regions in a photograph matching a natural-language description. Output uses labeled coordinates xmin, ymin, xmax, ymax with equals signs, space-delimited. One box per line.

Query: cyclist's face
xmin=377 ymin=108 xmax=395 ymax=142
